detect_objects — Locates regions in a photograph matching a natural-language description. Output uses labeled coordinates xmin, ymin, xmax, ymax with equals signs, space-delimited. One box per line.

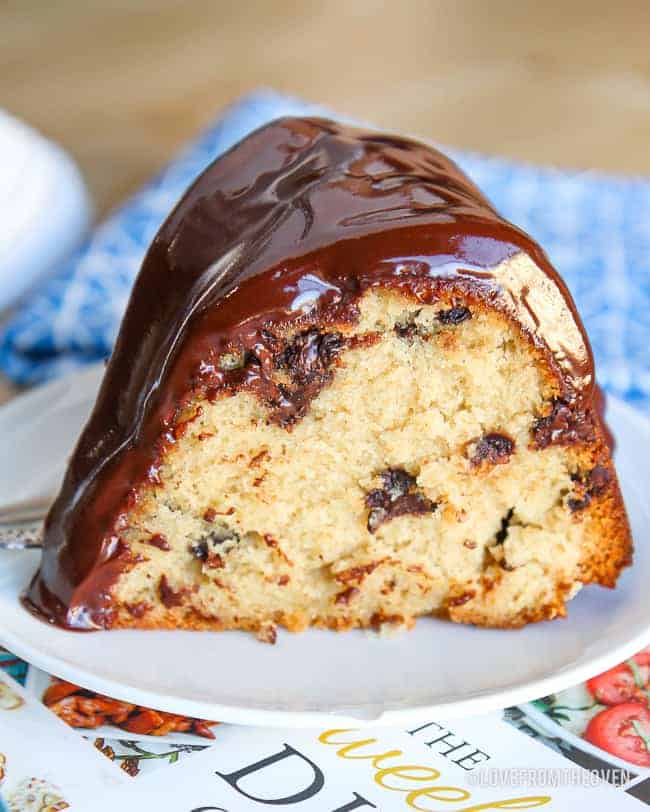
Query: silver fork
xmin=0 ymin=497 xmax=50 ymax=549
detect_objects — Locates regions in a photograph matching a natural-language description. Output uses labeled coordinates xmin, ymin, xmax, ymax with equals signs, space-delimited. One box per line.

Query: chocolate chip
xmin=240 ymin=328 xmax=347 ymax=428
xmin=394 ymin=310 xmax=423 ymax=342
xmin=381 ymin=467 xmax=416 ymax=499
xmin=568 ymin=495 xmax=591 ymax=512
xmin=190 ymin=526 xmax=240 ymax=561
xmin=533 ymin=399 xmax=596 ymax=449
xmin=470 ymin=433 xmax=515 ymax=466
xmin=365 ymin=467 xmax=437 ymax=533
xmin=568 ymin=464 xmax=611 ymax=512
xmin=190 ymin=541 xmax=208 ymax=561
xmin=437 ymin=306 xmax=471 ymax=325
xmin=276 ymin=328 xmax=344 ymax=385
xmin=218 ymin=327 xmax=378 ymax=431
xmin=394 ymin=321 xmax=420 ymax=341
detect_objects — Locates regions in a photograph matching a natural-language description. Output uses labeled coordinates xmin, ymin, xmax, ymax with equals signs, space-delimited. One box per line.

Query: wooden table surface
xmin=1 ymin=0 xmax=650 ymax=402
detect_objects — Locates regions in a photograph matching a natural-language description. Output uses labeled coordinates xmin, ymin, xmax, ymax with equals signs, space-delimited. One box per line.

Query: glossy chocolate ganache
xmin=25 ymin=116 xmax=601 ymax=629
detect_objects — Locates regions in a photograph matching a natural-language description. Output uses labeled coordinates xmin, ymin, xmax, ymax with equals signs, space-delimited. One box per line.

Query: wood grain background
xmin=1 ymin=0 xmax=649 ymax=401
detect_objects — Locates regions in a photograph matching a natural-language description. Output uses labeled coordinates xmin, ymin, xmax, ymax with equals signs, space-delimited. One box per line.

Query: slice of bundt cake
xmin=25 ymin=117 xmax=632 ymax=637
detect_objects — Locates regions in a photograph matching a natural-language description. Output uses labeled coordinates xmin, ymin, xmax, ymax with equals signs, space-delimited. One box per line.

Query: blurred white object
xmin=0 ymin=110 xmax=92 ymax=310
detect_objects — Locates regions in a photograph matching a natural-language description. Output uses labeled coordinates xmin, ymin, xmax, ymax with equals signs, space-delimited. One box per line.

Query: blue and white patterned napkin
xmin=1 ymin=90 xmax=648 ymax=411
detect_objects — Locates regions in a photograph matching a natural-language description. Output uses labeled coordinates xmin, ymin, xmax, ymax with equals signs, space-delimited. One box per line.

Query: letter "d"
xmin=216 ymin=743 xmax=325 ymax=805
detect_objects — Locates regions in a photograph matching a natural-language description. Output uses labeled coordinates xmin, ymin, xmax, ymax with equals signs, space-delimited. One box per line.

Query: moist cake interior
xmin=111 ymin=287 xmax=627 ymax=639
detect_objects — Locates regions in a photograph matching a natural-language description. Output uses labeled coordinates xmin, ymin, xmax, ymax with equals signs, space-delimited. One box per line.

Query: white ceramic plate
xmin=0 ymin=365 xmax=649 ymax=727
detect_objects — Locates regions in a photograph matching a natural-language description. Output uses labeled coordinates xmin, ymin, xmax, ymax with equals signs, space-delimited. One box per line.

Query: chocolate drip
xmin=24 ymin=117 xmax=600 ymax=629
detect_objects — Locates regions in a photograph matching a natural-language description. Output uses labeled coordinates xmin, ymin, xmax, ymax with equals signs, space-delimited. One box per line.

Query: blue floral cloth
xmin=1 ymin=90 xmax=648 ymax=411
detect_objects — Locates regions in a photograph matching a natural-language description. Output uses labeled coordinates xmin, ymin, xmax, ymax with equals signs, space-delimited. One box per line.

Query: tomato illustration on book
xmin=525 ymin=646 xmax=650 ymax=774
xmin=583 ymin=649 xmax=650 ymax=767
xmin=587 ymin=651 xmax=650 ymax=706
xmin=584 ymin=703 xmax=650 ymax=767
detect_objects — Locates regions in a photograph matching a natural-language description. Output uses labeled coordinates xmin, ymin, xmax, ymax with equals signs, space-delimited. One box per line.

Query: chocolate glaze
xmin=24 ymin=117 xmax=602 ymax=629
xmin=224 ymin=327 xmax=376 ymax=428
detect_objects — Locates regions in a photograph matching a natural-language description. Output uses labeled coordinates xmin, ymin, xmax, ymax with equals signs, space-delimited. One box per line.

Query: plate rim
xmin=1 ymin=371 xmax=649 ymax=727
xmin=2 ymin=576 xmax=650 ymax=727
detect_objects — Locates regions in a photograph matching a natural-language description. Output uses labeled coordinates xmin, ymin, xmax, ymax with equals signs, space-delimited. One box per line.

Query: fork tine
xmin=0 ymin=523 xmax=43 ymax=549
